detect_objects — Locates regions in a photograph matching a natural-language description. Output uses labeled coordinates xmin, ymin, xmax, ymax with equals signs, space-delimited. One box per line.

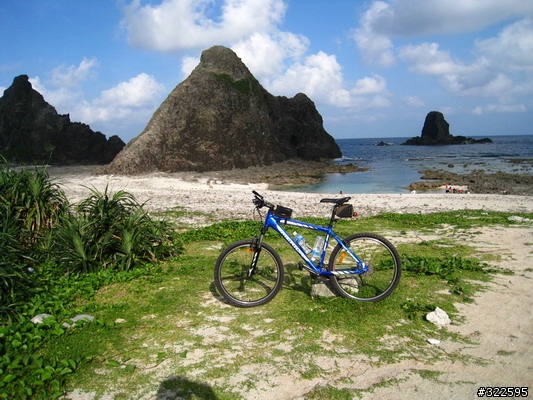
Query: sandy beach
xmin=49 ymin=165 xmax=533 ymax=226
xmin=49 ymin=166 xmax=533 ymax=399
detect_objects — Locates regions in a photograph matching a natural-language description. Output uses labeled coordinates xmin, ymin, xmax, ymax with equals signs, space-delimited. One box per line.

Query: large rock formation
xmin=403 ymin=111 xmax=492 ymax=145
xmin=0 ymin=75 xmax=125 ymax=165
xmin=102 ymin=45 xmax=341 ymax=174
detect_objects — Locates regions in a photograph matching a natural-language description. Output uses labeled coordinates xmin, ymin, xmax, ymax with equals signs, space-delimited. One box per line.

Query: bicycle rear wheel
xmin=214 ymin=239 xmax=284 ymax=307
xmin=328 ymin=233 xmax=401 ymax=302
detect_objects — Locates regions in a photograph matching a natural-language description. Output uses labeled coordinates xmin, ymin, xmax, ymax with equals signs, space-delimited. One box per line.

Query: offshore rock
xmin=403 ymin=111 xmax=492 ymax=145
xmin=0 ymin=75 xmax=125 ymax=164
xmin=102 ymin=45 xmax=341 ymax=174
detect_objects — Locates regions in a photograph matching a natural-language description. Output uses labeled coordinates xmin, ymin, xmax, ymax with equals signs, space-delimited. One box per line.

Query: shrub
xmin=0 ymin=166 xmax=68 ymax=317
xmin=0 ymin=165 xmax=179 ymax=319
xmin=0 ymin=166 xmax=67 ymax=243
xmin=52 ymin=186 xmax=178 ymax=273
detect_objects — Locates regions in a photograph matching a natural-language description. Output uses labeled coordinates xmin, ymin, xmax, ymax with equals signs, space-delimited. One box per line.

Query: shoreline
xmin=48 ymin=165 xmax=533 ymax=227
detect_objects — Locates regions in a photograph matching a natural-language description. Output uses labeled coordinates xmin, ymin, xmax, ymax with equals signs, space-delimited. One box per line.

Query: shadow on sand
xmin=156 ymin=375 xmax=219 ymax=399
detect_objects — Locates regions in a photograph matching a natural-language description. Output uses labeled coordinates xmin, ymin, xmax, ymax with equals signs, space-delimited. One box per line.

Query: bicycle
xmin=213 ymin=191 xmax=401 ymax=307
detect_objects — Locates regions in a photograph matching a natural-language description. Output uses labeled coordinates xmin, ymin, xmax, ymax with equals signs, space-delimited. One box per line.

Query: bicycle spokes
xmin=328 ymin=233 xmax=401 ymax=302
xmin=214 ymin=240 xmax=284 ymax=307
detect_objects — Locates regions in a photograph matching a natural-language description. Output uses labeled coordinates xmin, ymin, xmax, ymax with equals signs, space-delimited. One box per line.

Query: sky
xmin=1 ymin=0 xmax=533 ymax=143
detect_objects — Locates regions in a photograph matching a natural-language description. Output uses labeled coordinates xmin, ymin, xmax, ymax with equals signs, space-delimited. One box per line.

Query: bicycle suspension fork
xmin=247 ymin=225 xmax=268 ymax=278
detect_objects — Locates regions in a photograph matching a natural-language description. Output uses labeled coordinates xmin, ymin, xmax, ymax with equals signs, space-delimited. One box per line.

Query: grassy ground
xmin=37 ymin=211 xmax=531 ymax=399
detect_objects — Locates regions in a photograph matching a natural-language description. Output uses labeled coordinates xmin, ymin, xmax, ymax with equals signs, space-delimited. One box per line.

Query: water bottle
xmin=311 ymin=236 xmax=325 ymax=261
xmin=293 ymin=232 xmax=312 ymax=254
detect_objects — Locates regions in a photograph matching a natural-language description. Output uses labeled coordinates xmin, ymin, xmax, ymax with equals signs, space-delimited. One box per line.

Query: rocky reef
xmin=408 ymin=168 xmax=533 ymax=195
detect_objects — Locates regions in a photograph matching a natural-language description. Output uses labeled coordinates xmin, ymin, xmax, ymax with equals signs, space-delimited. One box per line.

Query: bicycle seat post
xmin=328 ymin=205 xmax=339 ymax=228
xmin=319 ymin=196 xmax=351 ymax=228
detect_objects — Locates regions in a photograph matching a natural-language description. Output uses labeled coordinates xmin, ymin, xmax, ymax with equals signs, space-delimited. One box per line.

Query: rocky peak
xmin=101 ymin=45 xmax=341 ymax=174
xmin=422 ymin=111 xmax=450 ymax=142
xmin=0 ymin=75 xmax=125 ymax=164
xmin=199 ymin=45 xmax=251 ymax=79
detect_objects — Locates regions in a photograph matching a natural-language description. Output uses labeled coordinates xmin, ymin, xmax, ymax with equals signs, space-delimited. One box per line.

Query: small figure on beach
xmin=445 ymin=184 xmax=452 ymax=193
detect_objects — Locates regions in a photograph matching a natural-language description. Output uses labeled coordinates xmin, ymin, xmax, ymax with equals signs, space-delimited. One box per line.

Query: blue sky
xmin=1 ymin=0 xmax=532 ymax=143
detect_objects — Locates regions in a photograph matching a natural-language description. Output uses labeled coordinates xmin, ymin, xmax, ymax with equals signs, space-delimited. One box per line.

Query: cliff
xmin=102 ymin=46 xmax=341 ymax=174
xmin=0 ymin=75 xmax=125 ymax=164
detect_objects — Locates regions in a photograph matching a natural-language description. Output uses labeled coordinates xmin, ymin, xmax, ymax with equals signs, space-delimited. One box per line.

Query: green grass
xmin=4 ymin=209 xmax=532 ymax=399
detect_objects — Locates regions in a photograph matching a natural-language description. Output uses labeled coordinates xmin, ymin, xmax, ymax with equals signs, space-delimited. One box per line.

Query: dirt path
xmin=357 ymin=225 xmax=533 ymax=399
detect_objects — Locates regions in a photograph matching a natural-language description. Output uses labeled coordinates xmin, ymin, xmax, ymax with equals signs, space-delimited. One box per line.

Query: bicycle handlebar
xmin=252 ymin=190 xmax=274 ymax=209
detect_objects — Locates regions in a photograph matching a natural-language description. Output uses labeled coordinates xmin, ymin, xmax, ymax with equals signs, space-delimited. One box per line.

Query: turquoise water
xmin=284 ymin=135 xmax=533 ymax=194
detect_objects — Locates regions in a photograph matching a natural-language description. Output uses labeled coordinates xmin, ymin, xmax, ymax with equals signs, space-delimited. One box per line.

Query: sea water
xmin=284 ymin=135 xmax=533 ymax=194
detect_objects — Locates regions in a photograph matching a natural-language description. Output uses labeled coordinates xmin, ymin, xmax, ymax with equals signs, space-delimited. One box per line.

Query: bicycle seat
xmin=320 ymin=196 xmax=351 ymax=205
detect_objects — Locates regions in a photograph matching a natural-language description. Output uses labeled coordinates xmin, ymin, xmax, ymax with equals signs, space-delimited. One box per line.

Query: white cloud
xmin=473 ymin=103 xmax=527 ymax=115
xmin=353 ymin=1 xmax=533 ymax=73
xmin=264 ymin=52 xmax=390 ymax=110
xmin=29 ymin=58 xmax=100 ymax=110
xmin=475 ymin=18 xmax=533 ymax=72
xmin=78 ymin=73 xmax=166 ymax=124
xmin=404 ymin=95 xmax=425 ymax=108
xmin=268 ymin=51 xmax=353 ymax=107
xmin=50 ymin=57 xmax=99 ymax=88
xmin=363 ymin=0 xmax=533 ymax=37
xmin=95 ymin=73 xmax=164 ymax=109
xmin=397 ymin=20 xmax=533 ymax=99
xmin=29 ymin=59 xmax=166 ymax=137
xmin=353 ymin=1 xmax=395 ymax=67
xmin=398 ymin=42 xmax=466 ymax=75
xmin=29 ymin=76 xmax=72 ymax=109
xmin=121 ymin=0 xmax=287 ymax=52
xmin=232 ymin=31 xmax=309 ymax=79
xmin=352 ymin=75 xmax=387 ymax=96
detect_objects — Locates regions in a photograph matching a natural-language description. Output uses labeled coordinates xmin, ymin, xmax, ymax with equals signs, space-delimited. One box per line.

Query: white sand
xmin=50 ymin=168 xmax=533 ymax=399
xmin=50 ymin=168 xmax=533 ymax=226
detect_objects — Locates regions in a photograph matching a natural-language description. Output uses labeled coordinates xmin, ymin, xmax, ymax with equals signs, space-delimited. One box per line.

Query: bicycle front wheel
xmin=328 ymin=233 xmax=401 ymax=302
xmin=214 ymin=239 xmax=284 ymax=307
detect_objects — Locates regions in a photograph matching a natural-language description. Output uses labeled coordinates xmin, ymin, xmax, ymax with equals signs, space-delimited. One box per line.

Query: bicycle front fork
xmin=247 ymin=236 xmax=263 ymax=278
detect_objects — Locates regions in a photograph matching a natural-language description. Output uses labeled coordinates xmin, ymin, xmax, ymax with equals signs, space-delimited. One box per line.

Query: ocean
xmin=285 ymin=135 xmax=533 ymax=194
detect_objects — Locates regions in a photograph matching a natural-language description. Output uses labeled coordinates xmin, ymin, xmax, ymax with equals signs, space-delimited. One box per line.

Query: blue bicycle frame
xmin=262 ymin=210 xmax=369 ymax=276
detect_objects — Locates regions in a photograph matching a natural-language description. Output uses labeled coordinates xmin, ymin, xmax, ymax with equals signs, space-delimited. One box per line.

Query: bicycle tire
xmin=214 ymin=239 xmax=284 ymax=307
xmin=327 ymin=232 xmax=401 ymax=302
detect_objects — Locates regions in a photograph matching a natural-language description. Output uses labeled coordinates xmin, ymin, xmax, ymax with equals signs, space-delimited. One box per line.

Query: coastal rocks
xmin=191 ymin=159 xmax=368 ymax=187
xmin=403 ymin=111 xmax=492 ymax=145
xmin=409 ymin=169 xmax=533 ymax=195
xmin=101 ymin=46 xmax=341 ymax=174
xmin=0 ymin=75 xmax=125 ymax=165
